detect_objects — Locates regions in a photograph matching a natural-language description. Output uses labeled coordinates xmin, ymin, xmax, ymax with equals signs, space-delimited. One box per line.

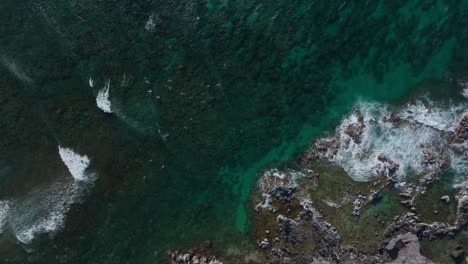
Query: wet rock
xmin=167 ymin=242 xmax=223 ymax=264
xmin=421 ymin=148 xmax=449 ymax=172
xmin=449 ymin=114 xmax=468 ymax=144
xmin=420 ymin=173 xmax=436 ymax=185
xmin=352 ymin=195 xmax=367 ymax=217
xmin=255 ymin=169 xmax=306 ymax=211
xmin=416 ymin=222 xmax=456 ymax=240
xmin=385 ymin=233 xmax=434 ymax=264
xmin=344 ymin=112 xmax=365 ymax=144
xmin=377 ymin=154 xmax=400 ymax=177
xmin=311 ymin=137 xmax=338 ymax=160
xmin=400 ymin=200 xmax=413 ymax=208
xmin=384 ymin=112 xmax=402 ymax=126
xmin=258 ymin=238 xmax=270 ymax=249
xmin=399 ymin=192 xmax=412 ymax=199
xmin=382 ymin=213 xmax=419 ymax=245
xmin=369 ymin=190 xmax=382 ymax=202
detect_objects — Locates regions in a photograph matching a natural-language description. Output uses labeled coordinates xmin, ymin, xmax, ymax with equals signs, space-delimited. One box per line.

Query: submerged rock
xmin=450 ymin=244 xmax=465 ymax=261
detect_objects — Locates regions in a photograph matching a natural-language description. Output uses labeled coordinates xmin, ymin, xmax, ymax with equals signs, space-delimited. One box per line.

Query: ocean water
xmin=0 ymin=0 xmax=468 ymax=263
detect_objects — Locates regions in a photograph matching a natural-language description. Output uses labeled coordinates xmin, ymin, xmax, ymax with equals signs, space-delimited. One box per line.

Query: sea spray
xmin=313 ymin=100 xmax=467 ymax=183
xmin=8 ymin=147 xmax=95 ymax=244
xmin=96 ymin=80 xmax=112 ymax=113
xmin=58 ymin=146 xmax=91 ymax=181
xmin=0 ymin=201 xmax=11 ymax=234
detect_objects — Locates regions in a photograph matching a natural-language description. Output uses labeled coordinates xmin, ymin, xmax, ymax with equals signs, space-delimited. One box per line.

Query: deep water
xmin=0 ymin=0 xmax=468 ymax=263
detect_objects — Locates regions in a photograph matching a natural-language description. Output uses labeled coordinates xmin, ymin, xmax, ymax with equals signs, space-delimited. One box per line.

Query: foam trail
xmin=0 ymin=56 xmax=33 ymax=85
xmin=58 ymin=146 xmax=91 ymax=181
xmin=399 ymin=100 xmax=464 ymax=132
xmin=96 ymin=81 xmax=112 ymax=113
xmin=88 ymin=77 xmax=94 ymax=87
xmin=0 ymin=201 xmax=11 ymax=233
xmin=11 ymin=180 xmax=80 ymax=244
xmin=10 ymin=146 xmax=95 ymax=244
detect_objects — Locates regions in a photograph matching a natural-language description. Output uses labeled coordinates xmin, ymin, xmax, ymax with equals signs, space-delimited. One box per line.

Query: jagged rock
xmin=449 ymin=114 xmax=468 ymax=144
xmin=344 ymin=112 xmax=365 ymax=144
xmin=400 ymin=200 xmax=413 ymax=208
xmin=352 ymin=195 xmax=367 ymax=217
xmin=441 ymin=195 xmax=450 ymax=203
xmin=385 ymin=233 xmax=434 ymax=264
xmin=382 ymin=213 xmax=419 ymax=245
xmin=258 ymin=238 xmax=271 ymax=249
xmin=420 ymin=173 xmax=436 ymax=185
xmin=369 ymin=190 xmax=382 ymax=202
xmin=399 ymin=193 xmax=412 ymax=199
xmin=167 ymin=247 xmax=223 ymax=264
xmin=377 ymin=154 xmax=400 ymax=177
xmin=421 ymin=148 xmax=450 ymax=172
xmin=384 ymin=112 xmax=402 ymax=126
xmin=415 ymin=222 xmax=456 ymax=240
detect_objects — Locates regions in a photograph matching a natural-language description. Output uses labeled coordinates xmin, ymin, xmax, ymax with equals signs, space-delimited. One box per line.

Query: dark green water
xmin=0 ymin=0 xmax=468 ymax=263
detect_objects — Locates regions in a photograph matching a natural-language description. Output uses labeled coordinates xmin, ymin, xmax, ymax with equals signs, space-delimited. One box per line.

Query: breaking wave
xmin=314 ymin=99 xmax=467 ymax=184
xmin=96 ymin=80 xmax=112 ymax=113
xmin=2 ymin=146 xmax=95 ymax=244
xmin=0 ymin=201 xmax=11 ymax=234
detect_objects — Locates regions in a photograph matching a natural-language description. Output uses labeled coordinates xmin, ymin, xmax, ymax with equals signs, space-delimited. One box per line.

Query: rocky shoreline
xmin=169 ymin=100 xmax=468 ymax=264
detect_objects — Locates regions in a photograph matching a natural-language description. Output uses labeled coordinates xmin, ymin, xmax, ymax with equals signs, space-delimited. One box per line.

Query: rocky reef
xmin=250 ymin=100 xmax=468 ymax=263
xmin=168 ymin=99 xmax=468 ymax=264
xmin=167 ymin=241 xmax=224 ymax=264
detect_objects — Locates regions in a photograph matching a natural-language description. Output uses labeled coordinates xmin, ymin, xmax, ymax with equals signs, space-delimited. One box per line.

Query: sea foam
xmin=96 ymin=81 xmax=112 ymax=113
xmin=463 ymin=88 xmax=468 ymax=99
xmin=58 ymin=146 xmax=91 ymax=181
xmin=0 ymin=201 xmax=11 ymax=233
xmin=316 ymin=100 xmax=467 ymax=183
xmin=8 ymin=147 xmax=95 ymax=244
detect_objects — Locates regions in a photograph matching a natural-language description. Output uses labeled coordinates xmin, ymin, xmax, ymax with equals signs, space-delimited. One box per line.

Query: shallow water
xmin=0 ymin=0 xmax=468 ymax=263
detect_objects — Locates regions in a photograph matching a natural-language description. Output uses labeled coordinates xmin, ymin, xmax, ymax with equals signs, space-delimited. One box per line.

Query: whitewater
xmin=0 ymin=146 xmax=95 ymax=244
xmin=314 ymin=98 xmax=467 ymax=185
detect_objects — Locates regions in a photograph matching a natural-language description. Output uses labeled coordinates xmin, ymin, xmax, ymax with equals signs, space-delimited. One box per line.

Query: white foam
xmin=458 ymin=79 xmax=468 ymax=99
xmin=3 ymin=147 xmax=96 ymax=244
xmin=451 ymin=153 xmax=468 ymax=187
xmin=0 ymin=201 xmax=11 ymax=233
xmin=15 ymin=210 xmax=65 ymax=244
xmin=319 ymin=100 xmax=467 ymax=182
xmin=145 ymin=14 xmax=157 ymax=32
xmin=11 ymin=180 xmax=80 ymax=244
xmin=96 ymin=81 xmax=112 ymax=113
xmin=399 ymin=100 xmax=464 ymax=132
xmin=58 ymin=146 xmax=90 ymax=181
xmin=11 ymin=164 xmax=96 ymax=244
xmin=463 ymin=88 xmax=468 ymax=99
xmin=88 ymin=77 xmax=94 ymax=87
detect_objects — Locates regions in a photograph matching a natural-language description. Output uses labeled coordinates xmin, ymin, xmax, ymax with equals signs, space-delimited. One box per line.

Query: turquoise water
xmin=0 ymin=0 xmax=467 ymax=263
